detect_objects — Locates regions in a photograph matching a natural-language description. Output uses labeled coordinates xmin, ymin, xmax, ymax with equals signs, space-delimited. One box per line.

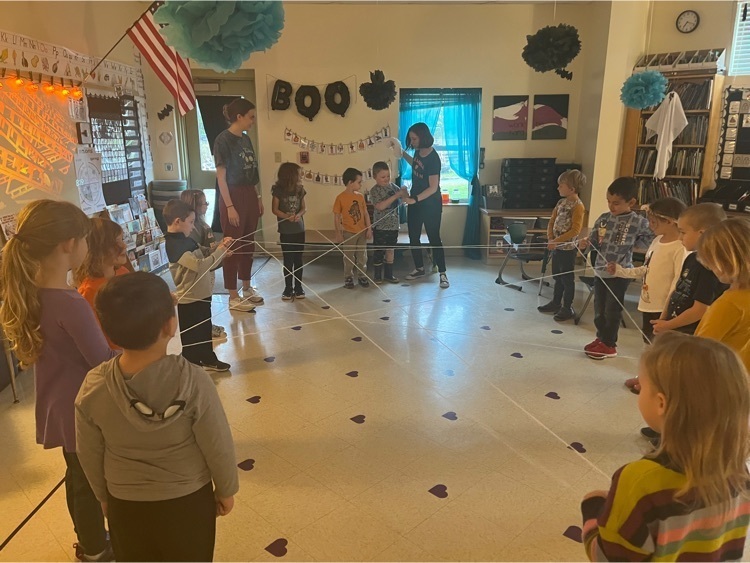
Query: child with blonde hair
xmin=695 ymin=218 xmax=750 ymax=354
xmin=582 ymin=332 xmax=750 ymax=561
xmin=538 ymin=169 xmax=586 ymax=321
xmin=180 ymin=189 xmax=226 ymax=338
xmin=0 ymin=200 xmax=116 ymax=561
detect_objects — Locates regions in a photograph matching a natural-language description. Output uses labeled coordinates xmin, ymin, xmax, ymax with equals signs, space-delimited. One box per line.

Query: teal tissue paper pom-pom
xmin=154 ymin=1 xmax=285 ymax=73
xmin=620 ymin=71 xmax=668 ymax=109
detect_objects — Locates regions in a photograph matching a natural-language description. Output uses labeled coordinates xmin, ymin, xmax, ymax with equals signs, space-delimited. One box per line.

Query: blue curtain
xmin=443 ymin=90 xmax=482 ymax=259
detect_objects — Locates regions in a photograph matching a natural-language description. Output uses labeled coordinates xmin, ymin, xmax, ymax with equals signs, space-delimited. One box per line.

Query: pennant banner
xmin=299 ymin=159 xmax=395 ymax=186
xmin=284 ymin=125 xmax=391 ymax=154
xmin=0 ymin=28 xmax=142 ymax=91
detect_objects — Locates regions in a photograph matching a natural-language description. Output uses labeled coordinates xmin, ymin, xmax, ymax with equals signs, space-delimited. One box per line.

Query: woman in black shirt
xmin=397 ymin=122 xmax=448 ymax=288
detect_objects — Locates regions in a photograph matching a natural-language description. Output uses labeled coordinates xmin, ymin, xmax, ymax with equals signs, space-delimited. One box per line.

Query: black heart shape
xmin=444 ymin=369 xmax=455 ymax=377
xmin=237 ymin=458 xmax=255 ymax=471
xmin=291 ymin=326 xmax=302 ymax=331
xmin=545 ymin=391 xmax=561 ymax=400
xmin=568 ymin=442 xmax=586 ymax=453
xmin=480 ymin=325 xmax=491 ymax=330
xmin=382 ymin=299 xmax=391 ymax=302
xmin=246 ymin=396 xmax=261 ymax=404
xmin=264 ymin=356 xmax=276 ymax=363
xmin=504 ymin=307 xmax=515 ymax=311
xmin=510 ymin=352 xmax=523 ymax=358
xmin=265 ymin=538 xmax=289 ymax=557
xmin=551 ymin=329 xmax=563 ymax=334
xmin=563 ymin=525 xmax=582 ymax=543
xmin=351 ymin=336 xmax=363 ymax=342
xmin=346 ymin=371 xmax=359 ymax=378
xmin=350 ymin=414 xmax=366 ymax=424
xmin=428 ymin=484 xmax=448 ymax=498
xmin=380 ymin=316 xmax=390 ymax=321
xmin=321 ymin=306 xmax=331 ymax=309
xmin=442 ymin=411 xmax=458 ymax=421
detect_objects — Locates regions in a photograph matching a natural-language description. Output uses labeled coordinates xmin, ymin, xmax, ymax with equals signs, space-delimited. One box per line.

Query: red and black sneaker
xmin=583 ymin=338 xmax=602 ymax=353
xmin=585 ymin=340 xmax=617 ymax=360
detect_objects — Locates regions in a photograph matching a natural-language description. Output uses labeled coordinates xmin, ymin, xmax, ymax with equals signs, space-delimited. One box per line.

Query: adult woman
xmin=214 ymin=98 xmax=264 ymax=311
xmin=391 ymin=123 xmax=449 ymax=288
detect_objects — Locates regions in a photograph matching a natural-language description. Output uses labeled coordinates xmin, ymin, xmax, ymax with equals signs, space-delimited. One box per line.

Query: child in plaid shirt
xmin=581 ymin=177 xmax=653 ymax=360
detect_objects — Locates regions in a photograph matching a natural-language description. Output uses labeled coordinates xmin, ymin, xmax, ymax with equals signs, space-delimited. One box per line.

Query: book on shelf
xmin=639 ymin=115 xmax=708 ymax=145
xmin=634 ymin=147 xmax=703 ymax=177
xmin=637 ymin=178 xmax=698 ymax=206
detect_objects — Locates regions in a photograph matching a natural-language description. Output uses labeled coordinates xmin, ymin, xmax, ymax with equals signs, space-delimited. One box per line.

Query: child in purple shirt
xmin=0 ymin=200 xmax=116 ymax=562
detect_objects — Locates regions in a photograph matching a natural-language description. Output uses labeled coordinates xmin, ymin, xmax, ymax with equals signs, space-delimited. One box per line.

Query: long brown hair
xmin=180 ymin=189 xmax=208 ymax=223
xmin=643 ymin=332 xmax=750 ymax=506
xmin=73 ymin=217 xmax=126 ymax=286
xmin=0 ymin=200 xmax=90 ymax=366
xmin=275 ymin=162 xmax=302 ymax=195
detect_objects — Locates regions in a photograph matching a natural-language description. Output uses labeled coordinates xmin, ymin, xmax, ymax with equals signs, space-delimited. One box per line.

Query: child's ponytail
xmin=0 ymin=200 xmax=90 ymax=366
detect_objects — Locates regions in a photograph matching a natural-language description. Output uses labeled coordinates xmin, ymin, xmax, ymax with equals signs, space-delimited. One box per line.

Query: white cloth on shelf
xmin=645 ymin=92 xmax=688 ymax=180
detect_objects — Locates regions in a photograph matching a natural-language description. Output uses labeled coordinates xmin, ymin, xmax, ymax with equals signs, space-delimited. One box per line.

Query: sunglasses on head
xmin=130 ymin=399 xmax=186 ymax=420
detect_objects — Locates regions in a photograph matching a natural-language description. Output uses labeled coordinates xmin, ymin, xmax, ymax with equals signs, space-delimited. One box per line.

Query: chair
xmin=574 ymin=249 xmax=626 ymax=328
xmin=495 ymin=223 xmax=548 ymax=291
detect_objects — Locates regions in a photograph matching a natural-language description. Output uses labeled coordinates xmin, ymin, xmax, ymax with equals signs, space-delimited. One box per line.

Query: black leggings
xmin=177 ymin=299 xmax=217 ymax=365
xmin=407 ymin=198 xmax=446 ymax=272
xmin=280 ymin=231 xmax=305 ymax=291
xmin=108 ymin=482 xmax=216 ymax=562
xmin=63 ymin=451 xmax=108 ymax=556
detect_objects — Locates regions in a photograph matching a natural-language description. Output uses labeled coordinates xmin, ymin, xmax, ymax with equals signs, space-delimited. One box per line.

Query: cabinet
xmin=619 ymin=70 xmax=725 ymax=205
xmin=480 ymin=208 xmax=552 ymax=264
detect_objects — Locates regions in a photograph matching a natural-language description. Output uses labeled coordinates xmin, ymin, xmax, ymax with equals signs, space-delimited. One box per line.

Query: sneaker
xmin=537 ymin=301 xmax=561 ymax=313
xmin=553 ymin=307 xmax=575 ymax=322
xmin=439 ymin=273 xmax=450 ymax=288
xmin=583 ymin=338 xmax=602 ymax=352
xmin=585 ymin=340 xmax=617 ymax=360
xmin=212 ymin=325 xmax=227 ymax=339
xmin=374 ymin=276 xmax=383 ymax=285
xmin=282 ymin=289 xmax=293 ymax=301
xmin=241 ymin=286 xmax=264 ymax=305
xmin=199 ymin=359 xmax=231 ymax=372
xmin=358 ymin=276 xmax=370 ymax=287
xmin=344 ymin=277 xmax=355 ymax=289
xmin=405 ymin=268 xmax=425 ymax=280
xmin=384 ymin=275 xmax=399 ymax=284
xmin=229 ymin=297 xmax=256 ymax=312
xmin=74 ymin=542 xmax=114 ymax=562
xmin=294 ymin=287 xmax=306 ymax=299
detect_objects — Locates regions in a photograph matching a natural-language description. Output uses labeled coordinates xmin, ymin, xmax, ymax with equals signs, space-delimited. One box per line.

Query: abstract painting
xmin=532 ymin=95 xmax=569 ymax=140
xmin=492 ymin=95 xmax=529 ymax=140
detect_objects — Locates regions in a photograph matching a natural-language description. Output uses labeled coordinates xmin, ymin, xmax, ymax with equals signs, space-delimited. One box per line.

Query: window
xmin=730 ymin=1 xmax=750 ymax=76
xmin=196 ymin=103 xmax=216 ymax=172
xmin=399 ymin=88 xmax=482 ymax=202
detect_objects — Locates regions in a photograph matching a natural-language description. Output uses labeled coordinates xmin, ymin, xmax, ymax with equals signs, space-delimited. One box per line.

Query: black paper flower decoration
xmin=522 ymin=24 xmax=581 ymax=80
xmin=359 ymin=70 xmax=397 ymax=111
xmin=154 ymin=1 xmax=285 ymax=73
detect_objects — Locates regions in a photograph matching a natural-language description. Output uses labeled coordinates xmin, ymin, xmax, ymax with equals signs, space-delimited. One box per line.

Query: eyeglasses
xmin=130 ymin=399 xmax=186 ymax=420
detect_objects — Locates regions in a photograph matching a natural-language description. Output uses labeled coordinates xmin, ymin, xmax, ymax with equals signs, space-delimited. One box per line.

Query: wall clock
xmin=676 ymin=10 xmax=700 ymax=34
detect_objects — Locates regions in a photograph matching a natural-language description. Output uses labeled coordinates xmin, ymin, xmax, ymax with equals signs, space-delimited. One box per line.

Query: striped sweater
xmin=581 ymin=456 xmax=750 ymax=561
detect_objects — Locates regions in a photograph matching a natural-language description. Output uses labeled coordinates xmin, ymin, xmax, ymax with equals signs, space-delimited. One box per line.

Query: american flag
xmin=128 ymin=2 xmax=195 ymax=115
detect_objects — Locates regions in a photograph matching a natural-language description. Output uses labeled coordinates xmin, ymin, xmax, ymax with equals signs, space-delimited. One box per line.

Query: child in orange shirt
xmin=333 ymin=168 xmax=372 ymax=289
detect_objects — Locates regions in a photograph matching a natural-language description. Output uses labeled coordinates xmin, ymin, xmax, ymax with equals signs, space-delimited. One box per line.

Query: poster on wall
xmin=492 ymin=96 xmax=529 ymax=140
xmin=0 ymin=214 xmax=17 ymax=242
xmin=532 ymin=95 xmax=569 ymax=140
xmin=0 ymin=89 xmax=76 ymax=217
xmin=74 ymin=147 xmax=106 ymax=216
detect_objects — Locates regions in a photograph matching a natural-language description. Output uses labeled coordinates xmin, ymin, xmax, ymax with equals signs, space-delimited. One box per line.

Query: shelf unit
xmin=620 ymin=70 xmax=725 ymax=206
xmin=479 ymin=208 xmax=553 ymax=264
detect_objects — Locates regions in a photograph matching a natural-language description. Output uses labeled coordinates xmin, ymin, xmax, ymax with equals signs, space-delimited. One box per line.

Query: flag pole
xmin=83 ymin=1 xmax=161 ymax=85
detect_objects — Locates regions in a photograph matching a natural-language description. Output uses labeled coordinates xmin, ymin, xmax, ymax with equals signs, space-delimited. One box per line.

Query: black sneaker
xmin=74 ymin=542 xmax=114 ymax=562
xmin=199 ymin=360 xmax=231 ymax=372
xmin=374 ymin=276 xmax=383 ymax=285
xmin=553 ymin=307 xmax=575 ymax=321
xmin=537 ymin=301 xmax=561 ymax=313
xmin=282 ymin=289 xmax=293 ymax=301
xmin=405 ymin=268 xmax=425 ymax=280
xmin=384 ymin=275 xmax=399 ymax=284
xmin=358 ymin=276 xmax=370 ymax=287
xmin=344 ymin=277 xmax=355 ymax=289
xmin=294 ymin=287 xmax=306 ymax=299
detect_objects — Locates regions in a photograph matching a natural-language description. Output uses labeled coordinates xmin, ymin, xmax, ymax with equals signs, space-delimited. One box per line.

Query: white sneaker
xmin=229 ymin=297 xmax=255 ymax=312
xmin=439 ymin=273 xmax=450 ymax=288
xmin=405 ymin=268 xmax=425 ymax=280
xmin=212 ymin=325 xmax=227 ymax=339
xmin=241 ymin=286 xmax=264 ymax=305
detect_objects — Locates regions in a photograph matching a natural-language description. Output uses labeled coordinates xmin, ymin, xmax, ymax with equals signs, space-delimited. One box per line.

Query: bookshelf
xmin=620 ymin=69 xmax=725 ymax=207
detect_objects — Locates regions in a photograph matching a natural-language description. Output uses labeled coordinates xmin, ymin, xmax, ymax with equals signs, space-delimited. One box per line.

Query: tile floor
xmin=0 ymin=251 xmax=685 ymax=561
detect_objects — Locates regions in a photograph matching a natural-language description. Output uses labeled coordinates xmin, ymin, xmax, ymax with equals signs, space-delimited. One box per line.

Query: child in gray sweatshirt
xmin=75 ymin=272 xmax=239 ymax=562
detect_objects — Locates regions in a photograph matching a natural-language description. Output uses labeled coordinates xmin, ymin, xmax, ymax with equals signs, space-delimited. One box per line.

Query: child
xmin=695 ymin=218 xmax=750 ymax=354
xmin=581 ymin=177 xmax=654 ymax=359
xmin=271 ymin=162 xmax=307 ymax=300
xmin=333 ymin=167 xmax=372 ymax=288
xmin=0 ymin=200 xmax=116 ymax=562
xmin=650 ymin=203 xmax=727 ymax=336
xmin=369 ymin=161 xmax=408 ymax=284
xmin=538 ymin=169 xmax=587 ymax=321
xmin=163 ymin=199 xmax=235 ymax=372
xmin=180 ymin=189 xmax=226 ymax=339
xmin=608 ymin=197 xmax=687 ymax=345
xmin=74 ymin=217 xmax=132 ymax=349
xmin=581 ymin=332 xmax=750 ymax=562
xmin=76 ymin=272 xmax=238 ymax=562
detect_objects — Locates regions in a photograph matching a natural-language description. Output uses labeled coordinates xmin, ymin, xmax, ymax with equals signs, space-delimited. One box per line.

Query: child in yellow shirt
xmin=695 ymin=218 xmax=750 ymax=355
xmin=333 ymin=168 xmax=372 ymax=289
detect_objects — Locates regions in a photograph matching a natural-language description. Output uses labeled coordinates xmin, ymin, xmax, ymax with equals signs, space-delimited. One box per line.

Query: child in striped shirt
xmin=581 ymin=332 xmax=750 ymax=562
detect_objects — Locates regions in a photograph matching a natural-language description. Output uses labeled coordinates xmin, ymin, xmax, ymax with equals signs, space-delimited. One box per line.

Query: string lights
xmin=0 ymin=71 xmax=83 ymax=99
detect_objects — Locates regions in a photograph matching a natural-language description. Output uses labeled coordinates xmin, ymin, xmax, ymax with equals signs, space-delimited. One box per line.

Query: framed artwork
xmin=492 ymin=96 xmax=529 ymax=140
xmin=532 ymin=95 xmax=569 ymax=140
